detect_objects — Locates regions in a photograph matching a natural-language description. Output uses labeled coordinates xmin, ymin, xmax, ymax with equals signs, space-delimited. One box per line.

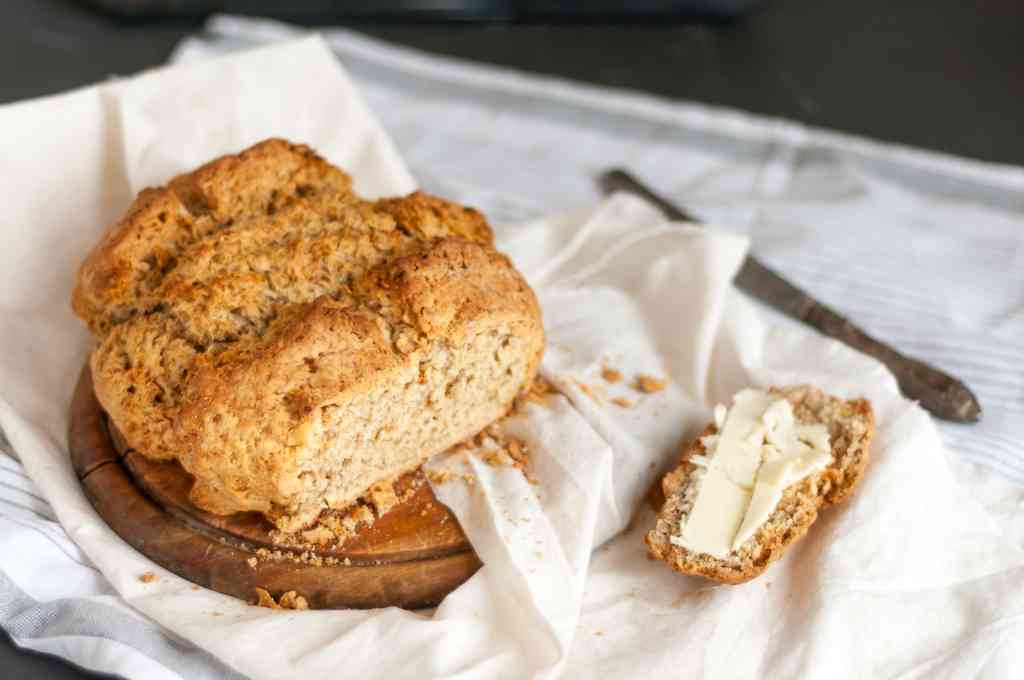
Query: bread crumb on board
xmin=298 ymin=525 xmax=335 ymax=546
xmin=367 ymin=480 xmax=399 ymax=516
xmin=267 ymin=477 xmax=420 ymax=551
xmin=278 ymin=591 xmax=309 ymax=610
xmin=611 ymin=397 xmax=633 ymax=408
xmin=246 ymin=557 xmax=258 ymax=569
xmin=634 ymin=374 xmax=669 ymax=394
xmin=272 ymin=505 xmax=374 ymax=549
xmin=254 ymin=587 xmax=309 ymax=610
xmin=139 ymin=572 xmax=156 ymax=583
xmin=249 ymin=546 xmax=347 ymax=569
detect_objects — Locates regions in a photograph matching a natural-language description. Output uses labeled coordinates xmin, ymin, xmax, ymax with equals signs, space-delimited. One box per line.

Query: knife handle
xmin=736 ymin=260 xmax=982 ymax=423
xmin=600 ymin=169 xmax=701 ymax=222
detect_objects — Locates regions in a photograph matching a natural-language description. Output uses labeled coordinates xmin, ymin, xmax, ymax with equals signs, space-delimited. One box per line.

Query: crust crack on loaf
xmin=73 ymin=139 xmax=544 ymax=531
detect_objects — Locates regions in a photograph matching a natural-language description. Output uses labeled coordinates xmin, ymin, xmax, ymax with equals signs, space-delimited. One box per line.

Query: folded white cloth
xmin=1 ymin=18 xmax=1023 ymax=680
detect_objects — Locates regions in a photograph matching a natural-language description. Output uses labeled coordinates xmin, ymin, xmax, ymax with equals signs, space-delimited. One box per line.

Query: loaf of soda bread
xmin=645 ymin=385 xmax=873 ymax=584
xmin=73 ymin=139 xmax=544 ymax=531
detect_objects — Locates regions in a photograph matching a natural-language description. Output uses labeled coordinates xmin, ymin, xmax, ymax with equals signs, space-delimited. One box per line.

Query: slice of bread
xmin=645 ymin=385 xmax=874 ymax=584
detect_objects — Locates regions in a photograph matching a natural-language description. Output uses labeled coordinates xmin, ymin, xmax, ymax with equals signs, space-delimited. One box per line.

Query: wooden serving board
xmin=68 ymin=364 xmax=481 ymax=610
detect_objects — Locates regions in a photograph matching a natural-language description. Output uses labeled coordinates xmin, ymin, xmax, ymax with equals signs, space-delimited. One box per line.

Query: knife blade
xmin=600 ymin=168 xmax=982 ymax=423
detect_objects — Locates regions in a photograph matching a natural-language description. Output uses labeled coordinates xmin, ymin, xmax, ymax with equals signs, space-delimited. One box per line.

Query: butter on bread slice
xmin=645 ymin=385 xmax=874 ymax=584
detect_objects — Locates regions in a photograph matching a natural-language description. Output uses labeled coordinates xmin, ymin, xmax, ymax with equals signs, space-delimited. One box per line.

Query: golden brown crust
xmin=75 ymin=139 xmax=542 ymax=530
xmin=645 ymin=385 xmax=874 ymax=584
xmin=374 ymin=191 xmax=492 ymax=246
xmin=89 ymin=314 xmax=197 ymax=461
xmin=73 ymin=139 xmax=353 ymax=336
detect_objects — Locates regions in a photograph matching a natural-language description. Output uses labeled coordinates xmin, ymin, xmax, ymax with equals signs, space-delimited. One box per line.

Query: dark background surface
xmin=3 ymin=0 xmax=1023 ymax=165
xmin=2 ymin=0 xmax=1022 ymax=678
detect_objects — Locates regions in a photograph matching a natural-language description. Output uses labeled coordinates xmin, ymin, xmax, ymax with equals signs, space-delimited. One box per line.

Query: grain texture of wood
xmin=68 ymin=364 xmax=482 ymax=610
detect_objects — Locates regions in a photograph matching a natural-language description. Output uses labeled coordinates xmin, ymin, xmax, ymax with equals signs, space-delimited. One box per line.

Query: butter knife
xmin=600 ymin=168 xmax=981 ymax=423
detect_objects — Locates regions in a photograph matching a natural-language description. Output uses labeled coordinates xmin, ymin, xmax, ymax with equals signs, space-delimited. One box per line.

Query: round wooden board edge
xmin=68 ymin=363 xmax=482 ymax=610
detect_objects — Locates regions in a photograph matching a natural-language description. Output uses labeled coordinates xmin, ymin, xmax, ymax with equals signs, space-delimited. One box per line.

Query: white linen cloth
xmin=0 ymin=18 xmax=1022 ymax=680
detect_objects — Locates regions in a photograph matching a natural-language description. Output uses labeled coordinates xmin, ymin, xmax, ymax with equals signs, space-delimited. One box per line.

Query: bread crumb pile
xmin=427 ymin=375 xmax=557 ymax=488
xmin=249 ymin=546 xmax=353 ymax=569
xmin=267 ymin=478 xmax=417 ymax=550
xmin=433 ymin=421 xmax=537 ymax=486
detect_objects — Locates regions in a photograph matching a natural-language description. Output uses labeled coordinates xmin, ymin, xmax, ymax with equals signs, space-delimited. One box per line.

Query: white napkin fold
xmin=1 ymin=36 xmax=1022 ymax=680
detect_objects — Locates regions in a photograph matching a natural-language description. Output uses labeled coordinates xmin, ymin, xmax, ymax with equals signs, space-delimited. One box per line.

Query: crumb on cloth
xmin=473 ymin=427 xmax=537 ymax=484
xmin=513 ymin=375 xmax=557 ymax=412
xmin=139 ymin=572 xmax=156 ymax=583
xmin=427 ymin=469 xmax=453 ymax=484
xmin=434 ymin=420 xmax=537 ymax=486
xmin=600 ymin=360 xmax=623 ymax=384
xmin=635 ymin=374 xmax=668 ymax=394
xmin=426 ymin=466 xmax=477 ymax=486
